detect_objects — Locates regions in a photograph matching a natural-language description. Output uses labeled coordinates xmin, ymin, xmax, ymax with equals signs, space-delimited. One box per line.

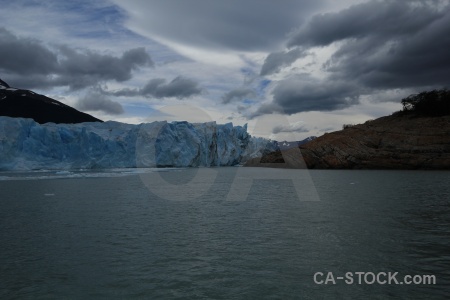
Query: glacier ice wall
xmin=240 ymin=136 xmax=278 ymax=162
xmin=0 ymin=117 xmax=254 ymax=170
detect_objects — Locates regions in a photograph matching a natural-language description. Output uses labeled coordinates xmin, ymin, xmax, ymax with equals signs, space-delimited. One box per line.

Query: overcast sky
xmin=0 ymin=0 xmax=449 ymax=140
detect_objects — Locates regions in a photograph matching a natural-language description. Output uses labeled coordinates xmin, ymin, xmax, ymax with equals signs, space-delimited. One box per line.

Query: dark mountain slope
xmin=0 ymin=79 xmax=102 ymax=124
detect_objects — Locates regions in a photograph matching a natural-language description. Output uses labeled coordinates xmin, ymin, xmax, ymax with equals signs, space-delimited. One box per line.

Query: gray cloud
xmin=57 ymin=46 xmax=153 ymax=90
xmin=272 ymin=122 xmax=309 ymax=134
xmin=1 ymin=74 xmax=60 ymax=90
xmin=287 ymin=1 xmax=442 ymax=48
xmin=246 ymin=102 xmax=283 ymax=119
xmin=287 ymin=0 xmax=450 ymax=89
xmin=252 ymin=75 xmax=360 ymax=117
xmin=260 ymin=48 xmax=307 ymax=76
xmin=111 ymin=76 xmax=202 ymax=99
xmin=326 ymin=10 xmax=450 ymax=89
xmin=0 ymin=28 xmax=153 ymax=90
xmin=0 ymin=28 xmax=58 ymax=75
xmin=272 ymin=76 xmax=359 ymax=114
xmin=256 ymin=1 xmax=450 ymax=116
xmin=221 ymin=87 xmax=255 ymax=104
xmin=76 ymin=91 xmax=124 ymax=115
xmin=113 ymin=0 xmax=326 ymax=52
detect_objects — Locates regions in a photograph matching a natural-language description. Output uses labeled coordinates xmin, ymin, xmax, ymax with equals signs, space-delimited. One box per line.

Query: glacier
xmin=0 ymin=116 xmax=273 ymax=170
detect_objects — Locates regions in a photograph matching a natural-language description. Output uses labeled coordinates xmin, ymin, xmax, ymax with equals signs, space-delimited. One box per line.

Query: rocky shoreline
xmin=245 ymin=113 xmax=450 ymax=169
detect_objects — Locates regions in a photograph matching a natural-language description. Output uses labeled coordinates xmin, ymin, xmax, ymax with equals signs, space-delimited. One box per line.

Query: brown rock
xmin=245 ymin=113 xmax=450 ymax=169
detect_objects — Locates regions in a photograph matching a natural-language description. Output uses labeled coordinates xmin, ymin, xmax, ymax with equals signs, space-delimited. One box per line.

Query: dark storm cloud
xmin=272 ymin=76 xmax=359 ymax=114
xmin=286 ymin=0 xmax=450 ymax=87
xmin=114 ymin=0 xmax=326 ymax=51
xmin=221 ymin=87 xmax=255 ymax=104
xmin=0 ymin=28 xmax=58 ymax=75
xmin=76 ymin=90 xmax=124 ymax=115
xmin=257 ymin=0 xmax=450 ymax=116
xmin=325 ymin=7 xmax=450 ymax=89
xmin=260 ymin=48 xmax=307 ymax=76
xmin=290 ymin=0 xmax=450 ymax=89
xmin=111 ymin=76 xmax=202 ymax=99
xmin=57 ymin=46 xmax=153 ymax=90
xmin=287 ymin=0 xmax=443 ymax=48
xmin=0 ymin=28 xmax=153 ymax=90
xmin=252 ymin=75 xmax=360 ymax=117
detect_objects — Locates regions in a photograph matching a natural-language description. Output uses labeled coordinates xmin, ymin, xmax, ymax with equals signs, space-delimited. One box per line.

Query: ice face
xmin=240 ymin=136 xmax=278 ymax=161
xmin=0 ymin=117 xmax=262 ymax=170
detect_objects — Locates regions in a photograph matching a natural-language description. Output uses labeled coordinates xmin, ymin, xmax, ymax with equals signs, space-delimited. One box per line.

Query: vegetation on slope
xmin=401 ymin=89 xmax=450 ymax=116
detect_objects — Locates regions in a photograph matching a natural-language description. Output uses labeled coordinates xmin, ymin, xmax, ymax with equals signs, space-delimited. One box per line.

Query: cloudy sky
xmin=0 ymin=0 xmax=449 ymax=140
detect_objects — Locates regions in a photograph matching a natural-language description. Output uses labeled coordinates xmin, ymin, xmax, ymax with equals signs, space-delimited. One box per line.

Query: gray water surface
xmin=1 ymin=168 xmax=449 ymax=299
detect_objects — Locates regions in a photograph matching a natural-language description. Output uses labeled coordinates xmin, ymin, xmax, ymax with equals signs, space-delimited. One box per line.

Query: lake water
xmin=1 ymin=168 xmax=449 ymax=299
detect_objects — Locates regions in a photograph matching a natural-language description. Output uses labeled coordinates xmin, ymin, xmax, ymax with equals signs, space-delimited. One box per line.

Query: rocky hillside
xmin=0 ymin=79 xmax=102 ymax=124
xmin=245 ymin=113 xmax=450 ymax=169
